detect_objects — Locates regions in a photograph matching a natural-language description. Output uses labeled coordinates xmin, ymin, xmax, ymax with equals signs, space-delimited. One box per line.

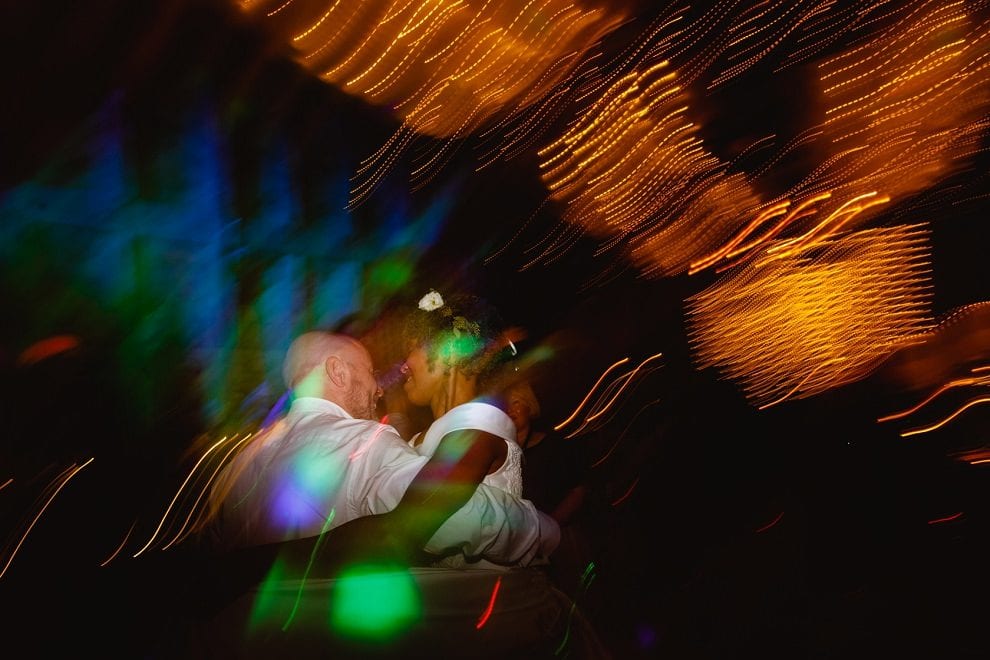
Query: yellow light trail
xmin=877 ymin=367 xmax=990 ymax=423
xmin=686 ymin=223 xmax=933 ymax=408
xmin=238 ymin=0 xmax=624 ymax=202
xmin=132 ymin=434 xmax=247 ymax=557
xmin=0 ymin=459 xmax=95 ymax=581
xmin=901 ymin=396 xmax=990 ymax=437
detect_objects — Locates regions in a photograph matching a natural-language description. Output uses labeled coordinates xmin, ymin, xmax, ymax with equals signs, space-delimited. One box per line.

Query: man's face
xmin=344 ymin=348 xmax=382 ymax=420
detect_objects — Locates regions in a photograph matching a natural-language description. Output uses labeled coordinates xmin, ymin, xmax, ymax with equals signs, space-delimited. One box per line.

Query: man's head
xmin=283 ymin=332 xmax=383 ymax=420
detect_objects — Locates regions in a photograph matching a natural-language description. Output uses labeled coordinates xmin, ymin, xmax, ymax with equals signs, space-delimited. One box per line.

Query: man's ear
xmin=325 ymin=355 xmax=349 ymax=388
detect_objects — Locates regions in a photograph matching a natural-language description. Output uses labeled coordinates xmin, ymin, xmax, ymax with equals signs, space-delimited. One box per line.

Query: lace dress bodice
xmin=409 ymin=401 xmax=522 ymax=497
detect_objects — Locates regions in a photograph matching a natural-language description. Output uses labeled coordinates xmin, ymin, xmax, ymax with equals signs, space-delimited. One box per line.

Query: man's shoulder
xmin=295 ymin=412 xmax=402 ymax=434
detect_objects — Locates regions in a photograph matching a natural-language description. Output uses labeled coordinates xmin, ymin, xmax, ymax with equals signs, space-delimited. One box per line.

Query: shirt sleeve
xmin=423 ymin=483 xmax=561 ymax=566
xmin=349 ymin=419 xmax=560 ymax=566
xmin=353 ymin=426 xmax=430 ymax=516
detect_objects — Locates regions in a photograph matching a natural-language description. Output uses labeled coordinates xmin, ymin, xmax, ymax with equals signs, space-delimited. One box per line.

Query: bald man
xmin=209 ymin=331 xmax=559 ymax=567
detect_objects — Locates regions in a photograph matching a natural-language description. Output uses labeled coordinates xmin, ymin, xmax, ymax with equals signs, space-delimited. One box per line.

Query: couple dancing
xmin=196 ymin=288 xmax=603 ymax=657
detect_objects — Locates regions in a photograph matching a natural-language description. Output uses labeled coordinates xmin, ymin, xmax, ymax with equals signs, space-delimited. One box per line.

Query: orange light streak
xmin=161 ymin=432 xmax=261 ymax=550
xmin=900 ymin=396 xmax=990 ymax=437
xmin=133 ymin=434 xmax=246 ymax=557
xmin=239 ymin=0 xmax=624 ymax=202
xmin=878 ymin=371 xmax=990 ymax=422
xmin=584 ymin=353 xmax=663 ymax=423
xmin=761 ymin=192 xmax=891 ymax=262
xmin=610 ymin=476 xmax=639 ymax=507
xmin=689 ymin=200 xmax=793 ymax=274
xmin=0 ymin=458 xmax=94 ymax=581
xmin=554 ymin=357 xmax=630 ymax=431
xmin=687 ymin=224 xmax=933 ymax=408
xmin=590 ymin=398 xmax=662 ymax=469
xmin=100 ymin=520 xmax=137 ymax=567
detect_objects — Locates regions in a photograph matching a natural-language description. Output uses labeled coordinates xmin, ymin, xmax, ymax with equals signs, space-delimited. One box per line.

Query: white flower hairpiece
xmin=418 ymin=289 xmax=444 ymax=312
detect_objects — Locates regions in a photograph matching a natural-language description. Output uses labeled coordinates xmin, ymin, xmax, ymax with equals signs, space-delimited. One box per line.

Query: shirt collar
xmin=288 ymin=396 xmax=352 ymax=419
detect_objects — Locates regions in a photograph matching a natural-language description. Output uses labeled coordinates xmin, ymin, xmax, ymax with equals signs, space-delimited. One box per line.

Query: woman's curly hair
xmin=403 ymin=290 xmax=515 ymax=384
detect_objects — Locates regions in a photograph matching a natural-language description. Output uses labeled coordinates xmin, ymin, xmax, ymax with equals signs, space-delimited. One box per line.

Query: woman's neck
xmin=431 ymin=369 xmax=477 ymax=419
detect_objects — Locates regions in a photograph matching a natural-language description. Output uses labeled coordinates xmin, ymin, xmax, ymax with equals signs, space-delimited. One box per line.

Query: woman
xmin=399 ymin=288 xmax=526 ymax=566
xmin=397 ymin=297 xmax=610 ymax=654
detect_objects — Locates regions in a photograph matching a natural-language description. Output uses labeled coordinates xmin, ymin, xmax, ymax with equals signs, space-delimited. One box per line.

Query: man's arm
xmin=406 ymin=428 xmax=558 ymax=565
xmin=301 ymin=429 xmax=557 ymax=570
xmin=260 ymin=430 xmax=560 ymax=577
xmin=340 ymin=429 xmax=510 ymax=563
xmin=426 ymin=481 xmax=559 ymax=565
xmin=395 ymin=428 xmax=506 ymax=539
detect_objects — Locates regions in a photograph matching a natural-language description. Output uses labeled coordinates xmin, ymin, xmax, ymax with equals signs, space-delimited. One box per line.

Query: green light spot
xmin=247 ymin=556 xmax=292 ymax=632
xmin=330 ymin=563 xmax=421 ymax=641
xmin=439 ymin=335 xmax=483 ymax=362
xmin=368 ymin=258 xmax=412 ymax=292
xmin=294 ymin=446 xmax=344 ymax=496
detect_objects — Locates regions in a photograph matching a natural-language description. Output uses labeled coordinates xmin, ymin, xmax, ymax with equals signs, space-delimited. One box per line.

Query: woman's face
xmin=401 ymin=344 xmax=443 ymax=406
